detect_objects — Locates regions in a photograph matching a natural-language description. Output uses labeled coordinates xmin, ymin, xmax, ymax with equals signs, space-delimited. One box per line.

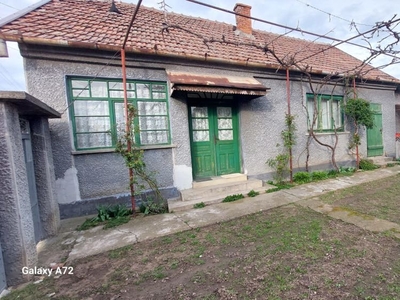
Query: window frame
xmin=306 ymin=93 xmax=344 ymax=132
xmin=67 ymin=77 xmax=171 ymax=151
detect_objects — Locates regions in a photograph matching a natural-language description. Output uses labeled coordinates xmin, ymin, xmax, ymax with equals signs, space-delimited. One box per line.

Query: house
xmin=0 ymin=0 xmax=399 ymax=218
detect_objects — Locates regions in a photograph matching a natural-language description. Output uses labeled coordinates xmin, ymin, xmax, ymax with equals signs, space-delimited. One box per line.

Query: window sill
xmin=71 ymin=144 xmax=177 ymax=155
xmin=306 ymin=131 xmax=350 ymax=136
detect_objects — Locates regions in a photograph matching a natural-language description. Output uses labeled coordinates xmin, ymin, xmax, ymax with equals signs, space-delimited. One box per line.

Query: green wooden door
xmin=367 ymin=103 xmax=383 ymax=157
xmin=189 ymin=105 xmax=240 ymax=179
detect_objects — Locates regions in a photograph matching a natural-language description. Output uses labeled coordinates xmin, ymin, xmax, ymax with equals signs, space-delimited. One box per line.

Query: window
xmin=68 ymin=78 xmax=170 ymax=150
xmin=306 ymin=94 xmax=343 ymax=132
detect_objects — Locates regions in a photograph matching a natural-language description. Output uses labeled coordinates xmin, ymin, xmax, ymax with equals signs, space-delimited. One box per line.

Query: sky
xmin=0 ymin=0 xmax=399 ymax=91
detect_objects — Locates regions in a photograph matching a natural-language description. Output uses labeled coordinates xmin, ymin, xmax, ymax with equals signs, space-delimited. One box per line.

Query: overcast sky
xmin=0 ymin=0 xmax=399 ymax=91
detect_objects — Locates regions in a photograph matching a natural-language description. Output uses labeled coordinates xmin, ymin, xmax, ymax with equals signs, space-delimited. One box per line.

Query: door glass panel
xmin=193 ymin=131 xmax=210 ymax=142
xmin=218 ymin=119 xmax=232 ymax=129
xmin=191 ymin=107 xmax=208 ymax=118
xmin=217 ymin=107 xmax=232 ymax=117
xmin=191 ymin=106 xmax=209 ymax=142
xmin=219 ymin=130 xmax=233 ymax=140
xmin=192 ymin=119 xmax=209 ymax=130
xmin=217 ymin=107 xmax=233 ymax=140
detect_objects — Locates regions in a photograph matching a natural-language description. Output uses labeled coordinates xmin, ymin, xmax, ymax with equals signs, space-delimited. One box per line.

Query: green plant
xmin=247 ymin=190 xmax=259 ymax=197
xmin=115 ymin=104 xmax=164 ymax=212
xmin=311 ymin=171 xmax=328 ymax=181
xmin=193 ymin=202 xmax=206 ymax=209
xmin=293 ymin=171 xmax=311 ymax=184
xmin=344 ymin=98 xmax=374 ymax=169
xmin=266 ymin=183 xmax=294 ymax=193
xmin=266 ymin=114 xmax=297 ymax=183
xmin=77 ymin=204 xmax=132 ymax=230
xmin=327 ymin=169 xmax=339 ymax=178
xmin=339 ymin=166 xmax=356 ymax=174
xmin=267 ymin=153 xmax=290 ymax=184
xmin=222 ymin=194 xmax=244 ymax=202
xmin=139 ymin=199 xmax=168 ymax=215
xmin=386 ymin=163 xmax=395 ymax=167
xmin=359 ymin=159 xmax=378 ymax=171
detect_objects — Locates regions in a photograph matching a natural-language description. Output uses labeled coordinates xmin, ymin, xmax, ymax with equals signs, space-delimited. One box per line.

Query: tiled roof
xmin=0 ymin=0 xmax=397 ymax=83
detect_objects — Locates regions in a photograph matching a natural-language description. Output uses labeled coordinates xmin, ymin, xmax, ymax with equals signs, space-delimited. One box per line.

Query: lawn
xmin=4 ymin=177 xmax=400 ymax=300
xmin=320 ymin=173 xmax=400 ymax=224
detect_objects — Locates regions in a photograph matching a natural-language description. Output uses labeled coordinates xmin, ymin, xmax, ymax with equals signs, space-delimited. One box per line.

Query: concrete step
xmin=168 ymin=179 xmax=273 ymax=212
xmin=367 ymin=156 xmax=394 ymax=166
xmin=182 ymin=178 xmax=263 ymax=202
xmin=192 ymin=173 xmax=247 ymax=189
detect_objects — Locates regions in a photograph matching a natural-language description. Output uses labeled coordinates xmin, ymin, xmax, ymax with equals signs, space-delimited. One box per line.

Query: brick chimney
xmin=234 ymin=3 xmax=252 ymax=35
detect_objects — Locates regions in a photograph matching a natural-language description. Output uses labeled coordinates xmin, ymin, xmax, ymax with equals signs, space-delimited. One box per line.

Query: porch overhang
xmin=167 ymin=71 xmax=269 ymax=97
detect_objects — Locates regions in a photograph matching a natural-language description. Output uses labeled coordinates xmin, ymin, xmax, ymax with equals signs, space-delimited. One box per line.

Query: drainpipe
xmin=121 ymin=0 xmax=143 ymax=213
xmin=286 ymin=68 xmax=293 ymax=183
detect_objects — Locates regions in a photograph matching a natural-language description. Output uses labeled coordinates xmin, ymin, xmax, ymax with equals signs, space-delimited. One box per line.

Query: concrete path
xmin=38 ymin=166 xmax=400 ymax=265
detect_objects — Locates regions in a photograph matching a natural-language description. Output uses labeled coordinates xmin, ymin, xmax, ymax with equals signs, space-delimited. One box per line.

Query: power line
xmin=186 ymin=0 xmax=400 ymax=62
xmin=295 ymin=0 xmax=373 ymax=27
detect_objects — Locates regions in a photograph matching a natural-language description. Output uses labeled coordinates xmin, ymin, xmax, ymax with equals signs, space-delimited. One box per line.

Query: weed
xmin=311 ymin=170 xmax=328 ymax=181
xmin=359 ymin=159 xmax=379 ymax=170
xmin=222 ymin=194 xmax=244 ymax=202
xmin=247 ymin=190 xmax=260 ymax=197
xmin=77 ymin=204 xmax=132 ymax=230
xmin=139 ymin=199 xmax=168 ymax=215
xmin=293 ymin=171 xmax=311 ymax=184
xmin=386 ymin=163 xmax=395 ymax=167
xmin=266 ymin=187 xmax=281 ymax=193
xmin=193 ymin=202 xmax=206 ymax=209
xmin=339 ymin=166 xmax=356 ymax=174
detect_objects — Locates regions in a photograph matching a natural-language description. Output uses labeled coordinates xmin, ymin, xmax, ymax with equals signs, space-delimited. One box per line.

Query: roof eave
xmin=3 ymin=33 xmax=399 ymax=85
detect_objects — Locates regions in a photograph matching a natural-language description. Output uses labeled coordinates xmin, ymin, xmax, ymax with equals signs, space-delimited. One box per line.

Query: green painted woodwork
xmin=189 ymin=105 xmax=240 ymax=179
xmin=67 ymin=77 xmax=170 ymax=150
xmin=367 ymin=103 xmax=383 ymax=157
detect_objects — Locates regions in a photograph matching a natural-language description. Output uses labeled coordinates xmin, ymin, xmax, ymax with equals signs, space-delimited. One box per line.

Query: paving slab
xmin=36 ymin=165 xmax=400 ymax=264
xmin=68 ymin=213 xmax=191 ymax=261
xmin=298 ymin=197 xmax=400 ymax=239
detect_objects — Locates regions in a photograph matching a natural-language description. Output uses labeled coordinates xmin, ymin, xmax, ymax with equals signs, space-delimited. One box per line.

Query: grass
xmin=320 ymin=174 xmax=400 ymax=224
xmin=5 ymin=174 xmax=400 ymax=300
xmin=6 ymin=203 xmax=400 ymax=299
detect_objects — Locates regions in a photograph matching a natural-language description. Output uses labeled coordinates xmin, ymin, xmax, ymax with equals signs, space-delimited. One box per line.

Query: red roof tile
xmin=0 ymin=0 xmax=397 ymax=83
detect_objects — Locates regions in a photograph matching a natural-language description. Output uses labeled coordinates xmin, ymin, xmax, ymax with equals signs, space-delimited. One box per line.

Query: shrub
xmin=222 ymin=194 xmax=244 ymax=203
xmin=293 ymin=171 xmax=311 ymax=184
xmin=359 ymin=159 xmax=378 ymax=171
xmin=311 ymin=171 xmax=328 ymax=181
xmin=247 ymin=190 xmax=260 ymax=197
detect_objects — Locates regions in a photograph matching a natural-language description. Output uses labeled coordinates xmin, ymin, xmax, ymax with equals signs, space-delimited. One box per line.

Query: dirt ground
xmin=5 ymin=202 xmax=400 ymax=300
